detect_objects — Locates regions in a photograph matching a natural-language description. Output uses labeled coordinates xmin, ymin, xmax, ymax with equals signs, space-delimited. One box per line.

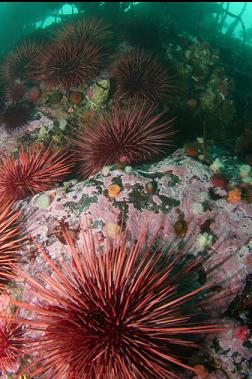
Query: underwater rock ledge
xmin=7 ymin=150 xmax=250 ymax=378
xmin=17 ymin=151 xmax=251 ymax=302
xmin=15 ymin=150 xmax=252 ymax=378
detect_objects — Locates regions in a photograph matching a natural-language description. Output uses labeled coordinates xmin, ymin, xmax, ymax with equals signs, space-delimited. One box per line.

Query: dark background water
xmin=0 ymin=2 xmax=251 ymax=53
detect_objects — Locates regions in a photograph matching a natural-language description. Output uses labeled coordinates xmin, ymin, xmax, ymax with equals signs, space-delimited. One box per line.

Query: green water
xmin=0 ymin=2 xmax=251 ymax=53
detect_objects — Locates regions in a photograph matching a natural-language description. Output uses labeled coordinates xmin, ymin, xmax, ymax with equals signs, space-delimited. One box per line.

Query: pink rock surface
xmin=206 ymin=320 xmax=252 ymax=379
xmin=13 ymin=151 xmax=252 ymax=378
xmin=19 ymin=153 xmax=252 ymax=305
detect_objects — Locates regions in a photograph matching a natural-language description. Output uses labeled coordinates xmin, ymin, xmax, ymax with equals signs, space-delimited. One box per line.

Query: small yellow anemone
xmin=108 ymin=184 xmax=121 ymax=198
xmin=227 ymin=187 xmax=241 ymax=203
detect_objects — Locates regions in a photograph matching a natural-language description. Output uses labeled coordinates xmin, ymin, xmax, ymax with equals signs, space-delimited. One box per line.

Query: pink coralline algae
xmin=19 ymin=151 xmax=252 ymax=292
xmin=207 ymin=320 xmax=252 ymax=378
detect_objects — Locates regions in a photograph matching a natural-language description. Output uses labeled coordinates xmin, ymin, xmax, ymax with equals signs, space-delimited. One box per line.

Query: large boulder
xmin=12 ymin=150 xmax=252 ymax=378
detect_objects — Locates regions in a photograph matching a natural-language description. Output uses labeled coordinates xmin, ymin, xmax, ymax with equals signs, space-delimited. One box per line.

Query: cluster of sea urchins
xmin=0 ymin=16 xmax=176 ymax=100
xmin=5 ymin=221 xmax=220 ymax=378
xmin=0 ymin=13 xmax=223 ymax=378
xmin=74 ymin=101 xmax=175 ymax=178
xmin=0 ymin=18 xmax=111 ymax=93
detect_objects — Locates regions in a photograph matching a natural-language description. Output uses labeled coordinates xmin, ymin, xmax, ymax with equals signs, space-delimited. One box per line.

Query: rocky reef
xmin=0 ymin=146 xmax=249 ymax=378
xmin=0 ymin=4 xmax=252 ymax=379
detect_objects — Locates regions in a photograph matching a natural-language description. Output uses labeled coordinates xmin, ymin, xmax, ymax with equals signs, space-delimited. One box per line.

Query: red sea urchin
xmin=74 ymin=101 xmax=175 ymax=178
xmin=0 ymin=202 xmax=24 ymax=288
xmin=56 ymin=17 xmax=112 ymax=46
xmin=36 ymin=18 xmax=111 ymax=90
xmin=0 ymin=145 xmax=74 ymax=202
xmin=1 ymin=39 xmax=46 ymax=82
xmin=36 ymin=39 xmax=105 ymax=90
xmin=110 ymin=48 xmax=176 ymax=104
xmin=0 ymin=313 xmax=25 ymax=374
xmin=5 ymin=81 xmax=25 ymax=104
xmin=0 ymin=102 xmax=34 ymax=130
xmin=37 ymin=18 xmax=111 ymax=90
xmin=11 ymin=221 xmax=221 ymax=378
